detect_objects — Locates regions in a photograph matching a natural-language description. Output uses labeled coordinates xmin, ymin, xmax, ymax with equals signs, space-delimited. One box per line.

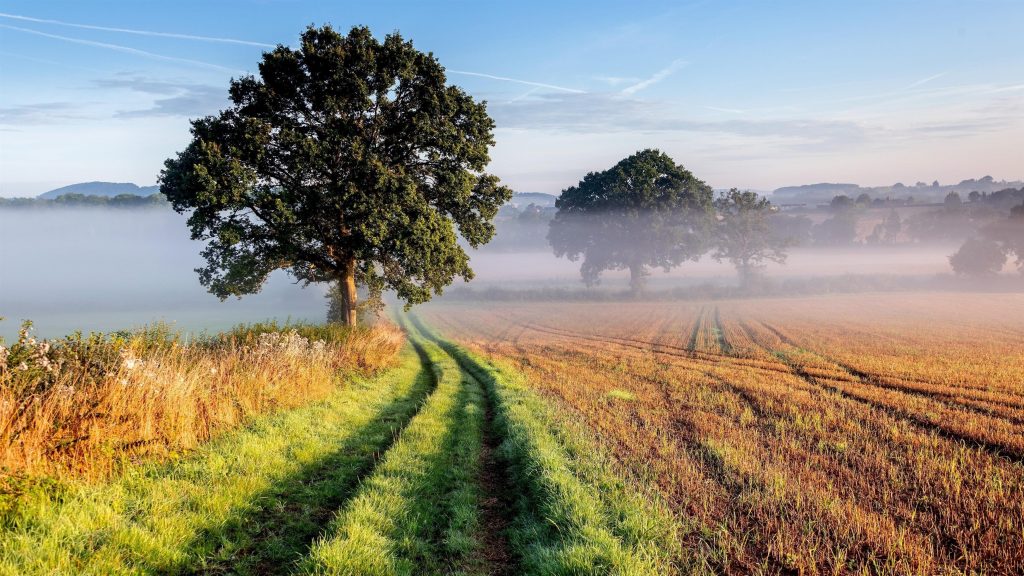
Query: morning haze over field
xmin=1 ymin=2 xmax=1023 ymax=575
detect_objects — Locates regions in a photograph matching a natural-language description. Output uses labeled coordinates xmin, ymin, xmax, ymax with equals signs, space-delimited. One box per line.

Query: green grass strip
xmin=0 ymin=346 xmax=433 ymax=576
xmin=412 ymin=315 xmax=684 ymax=575
xmin=300 ymin=319 xmax=488 ymax=575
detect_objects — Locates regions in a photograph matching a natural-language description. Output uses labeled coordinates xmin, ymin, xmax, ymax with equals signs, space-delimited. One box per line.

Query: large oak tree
xmin=160 ymin=25 xmax=511 ymax=325
xmin=548 ymin=149 xmax=714 ymax=294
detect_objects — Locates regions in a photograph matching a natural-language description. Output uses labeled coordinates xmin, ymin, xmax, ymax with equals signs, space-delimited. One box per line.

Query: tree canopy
xmin=160 ymin=25 xmax=511 ymax=325
xmin=949 ymin=237 xmax=1006 ymax=276
xmin=712 ymin=189 xmax=792 ymax=286
xmin=547 ymin=149 xmax=714 ymax=294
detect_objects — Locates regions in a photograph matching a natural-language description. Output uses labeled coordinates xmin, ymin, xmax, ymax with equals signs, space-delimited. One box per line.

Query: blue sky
xmin=1 ymin=0 xmax=1022 ymax=197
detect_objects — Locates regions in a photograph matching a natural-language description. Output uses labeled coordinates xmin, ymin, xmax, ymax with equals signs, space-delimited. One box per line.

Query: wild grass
xmin=0 ymin=347 xmax=431 ymax=575
xmin=0 ymin=320 xmax=403 ymax=481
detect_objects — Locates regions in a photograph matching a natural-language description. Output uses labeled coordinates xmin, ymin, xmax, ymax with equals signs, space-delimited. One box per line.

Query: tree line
xmin=0 ymin=194 xmax=168 ymax=209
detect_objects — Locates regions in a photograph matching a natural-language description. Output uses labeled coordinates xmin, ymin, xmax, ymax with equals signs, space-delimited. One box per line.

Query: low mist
xmin=0 ymin=209 xmax=327 ymax=341
xmin=3 ymin=202 xmax=1015 ymax=342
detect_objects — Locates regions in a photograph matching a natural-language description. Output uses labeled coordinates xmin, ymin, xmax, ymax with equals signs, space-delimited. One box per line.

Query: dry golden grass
xmin=0 ymin=323 xmax=403 ymax=480
xmin=420 ymin=293 xmax=1024 ymax=575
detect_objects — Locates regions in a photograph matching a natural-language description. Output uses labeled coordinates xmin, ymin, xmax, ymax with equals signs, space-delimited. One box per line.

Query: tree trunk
xmin=340 ymin=257 xmax=358 ymax=327
xmin=628 ymin=261 xmax=647 ymax=297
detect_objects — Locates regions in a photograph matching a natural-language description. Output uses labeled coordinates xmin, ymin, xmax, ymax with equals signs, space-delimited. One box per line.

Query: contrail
xmin=905 ymin=71 xmax=947 ymax=90
xmin=448 ymin=70 xmax=585 ymax=94
xmin=0 ymin=12 xmax=275 ymax=47
xmin=621 ymin=59 xmax=688 ymax=95
xmin=0 ymin=24 xmax=244 ymax=73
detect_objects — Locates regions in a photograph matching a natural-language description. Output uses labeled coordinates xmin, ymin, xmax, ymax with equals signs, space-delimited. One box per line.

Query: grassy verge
xmin=301 ymin=317 xmax=489 ymax=575
xmin=1 ymin=320 xmax=403 ymax=479
xmin=0 ymin=346 xmax=431 ymax=576
xmin=411 ymin=315 xmax=684 ymax=575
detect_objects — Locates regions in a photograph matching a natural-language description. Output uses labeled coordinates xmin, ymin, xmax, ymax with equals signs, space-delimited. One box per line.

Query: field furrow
xmin=418 ymin=295 xmax=1024 ymax=575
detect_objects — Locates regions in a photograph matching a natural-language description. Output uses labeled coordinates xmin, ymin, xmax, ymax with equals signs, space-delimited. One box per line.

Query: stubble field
xmin=419 ymin=292 xmax=1024 ymax=574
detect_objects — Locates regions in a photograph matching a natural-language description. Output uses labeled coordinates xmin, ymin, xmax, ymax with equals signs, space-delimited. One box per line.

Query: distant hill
xmin=507 ymin=192 xmax=558 ymax=207
xmin=38 ymin=182 xmax=159 ymax=200
xmin=771 ymin=183 xmax=862 ymax=203
xmin=771 ymin=176 xmax=1024 ymax=205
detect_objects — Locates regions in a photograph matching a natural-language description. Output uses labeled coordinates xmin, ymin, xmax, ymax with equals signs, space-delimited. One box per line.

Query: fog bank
xmin=0 ymin=209 xmax=326 ymax=341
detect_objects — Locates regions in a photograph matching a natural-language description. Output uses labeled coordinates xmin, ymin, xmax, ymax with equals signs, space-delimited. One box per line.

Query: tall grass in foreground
xmin=0 ymin=320 xmax=403 ymax=480
xmin=0 ymin=347 xmax=430 ymax=575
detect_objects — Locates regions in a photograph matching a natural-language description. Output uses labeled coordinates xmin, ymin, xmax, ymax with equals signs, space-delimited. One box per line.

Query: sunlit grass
xmin=0 ymin=321 xmax=403 ymax=480
xmin=0 ymin=347 xmax=429 ymax=575
xmin=301 ymin=319 xmax=488 ymax=575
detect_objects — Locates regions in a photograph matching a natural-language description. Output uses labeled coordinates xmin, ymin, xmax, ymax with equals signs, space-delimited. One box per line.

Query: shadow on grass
xmin=297 ymin=339 xmax=482 ymax=575
xmin=154 ymin=346 xmax=438 ymax=576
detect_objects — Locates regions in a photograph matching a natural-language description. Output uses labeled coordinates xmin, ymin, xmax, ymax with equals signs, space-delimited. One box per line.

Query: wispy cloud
xmin=492 ymin=88 xmax=1022 ymax=155
xmin=704 ymin=105 xmax=746 ymax=114
xmin=0 ymin=12 xmax=274 ymax=47
xmin=0 ymin=102 xmax=82 ymax=125
xmin=96 ymin=76 xmax=229 ymax=118
xmin=593 ymin=75 xmax=640 ymax=87
xmin=448 ymin=70 xmax=585 ymax=94
xmin=491 ymin=92 xmax=866 ymax=150
xmin=621 ymin=59 xmax=687 ymax=95
xmin=507 ymin=87 xmax=541 ymax=103
xmin=0 ymin=24 xmax=242 ymax=73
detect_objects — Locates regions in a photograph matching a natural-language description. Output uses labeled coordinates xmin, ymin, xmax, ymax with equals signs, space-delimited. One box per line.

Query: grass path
xmin=2 ymin=318 xmax=684 ymax=575
xmin=299 ymin=321 xmax=493 ymax=575
xmin=410 ymin=315 xmax=684 ymax=575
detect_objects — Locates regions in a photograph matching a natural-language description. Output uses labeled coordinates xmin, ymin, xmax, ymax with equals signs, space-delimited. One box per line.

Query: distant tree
xmin=968 ymin=190 xmax=982 ymax=203
xmin=830 ymin=195 xmax=854 ymax=210
xmin=712 ymin=189 xmax=792 ymax=286
xmin=547 ymin=149 xmax=714 ymax=295
xmin=813 ymin=211 xmax=859 ymax=246
xmin=978 ymin=203 xmax=1024 ymax=273
xmin=932 ymin=180 xmax=940 ymax=188
xmin=944 ymin=191 xmax=963 ymax=209
xmin=517 ymin=203 xmax=547 ymax=224
xmin=868 ymin=209 xmax=902 ymax=244
xmin=160 ymin=25 xmax=511 ymax=326
xmin=949 ymin=237 xmax=1006 ymax=276
xmin=855 ymin=193 xmax=872 ymax=205
xmin=768 ymin=213 xmax=813 ymax=247
xmin=0 ymin=193 xmax=168 ymax=209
